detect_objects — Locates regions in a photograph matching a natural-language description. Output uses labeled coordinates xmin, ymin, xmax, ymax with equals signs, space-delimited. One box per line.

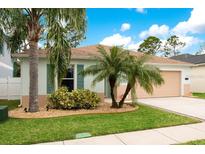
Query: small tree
xmin=195 ymin=42 xmax=205 ymax=55
xmin=138 ymin=36 xmax=162 ymax=55
xmin=83 ymin=45 xmax=164 ymax=108
xmin=118 ymin=55 xmax=164 ymax=108
xmin=163 ymin=35 xmax=185 ymax=57
xmin=82 ymin=45 xmax=130 ymax=108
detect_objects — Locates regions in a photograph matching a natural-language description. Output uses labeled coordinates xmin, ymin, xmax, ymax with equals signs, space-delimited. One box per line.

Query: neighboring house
xmin=171 ymin=54 xmax=205 ymax=93
xmin=12 ymin=45 xmax=193 ymax=108
xmin=0 ymin=42 xmax=13 ymax=78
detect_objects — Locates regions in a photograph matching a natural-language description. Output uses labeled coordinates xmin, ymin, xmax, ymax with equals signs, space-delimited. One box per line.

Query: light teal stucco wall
xmin=20 ymin=58 xmax=104 ymax=96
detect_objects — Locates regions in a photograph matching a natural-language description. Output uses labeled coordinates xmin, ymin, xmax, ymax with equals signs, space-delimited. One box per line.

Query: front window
xmin=61 ymin=65 xmax=74 ymax=91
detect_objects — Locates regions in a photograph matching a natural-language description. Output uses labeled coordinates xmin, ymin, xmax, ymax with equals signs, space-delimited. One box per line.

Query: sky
xmin=79 ymin=8 xmax=205 ymax=54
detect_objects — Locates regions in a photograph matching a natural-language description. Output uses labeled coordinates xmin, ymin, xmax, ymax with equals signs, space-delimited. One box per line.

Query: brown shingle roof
xmin=12 ymin=44 xmax=192 ymax=65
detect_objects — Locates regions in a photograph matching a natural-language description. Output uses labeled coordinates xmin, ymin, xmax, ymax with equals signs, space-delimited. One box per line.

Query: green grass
xmin=181 ymin=139 xmax=205 ymax=145
xmin=0 ymin=104 xmax=200 ymax=145
xmin=0 ymin=100 xmax=20 ymax=110
xmin=192 ymin=93 xmax=205 ymax=99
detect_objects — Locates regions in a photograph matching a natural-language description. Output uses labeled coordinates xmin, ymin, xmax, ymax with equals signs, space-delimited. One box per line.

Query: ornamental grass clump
xmin=48 ymin=87 xmax=100 ymax=110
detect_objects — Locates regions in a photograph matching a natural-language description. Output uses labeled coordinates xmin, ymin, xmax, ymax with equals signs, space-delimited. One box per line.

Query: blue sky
xmin=80 ymin=8 xmax=205 ymax=54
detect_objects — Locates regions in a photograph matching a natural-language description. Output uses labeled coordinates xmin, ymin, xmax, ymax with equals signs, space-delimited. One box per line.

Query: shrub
xmin=48 ymin=88 xmax=100 ymax=110
xmin=48 ymin=87 xmax=75 ymax=109
xmin=69 ymin=89 xmax=100 ymax=109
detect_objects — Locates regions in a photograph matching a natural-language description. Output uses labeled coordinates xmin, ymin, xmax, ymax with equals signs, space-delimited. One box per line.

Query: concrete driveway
xmin=139 ymin=97 xmax=205 ymax=120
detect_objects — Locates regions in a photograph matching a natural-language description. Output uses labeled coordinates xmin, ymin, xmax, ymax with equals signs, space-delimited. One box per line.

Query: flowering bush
xmin=48 ymin=87 xmax=75 ymax=109
xmin=48 ymin=87 xmax=100 ymax=110
xmin=69 ymin=89 xmax=100 ymax=109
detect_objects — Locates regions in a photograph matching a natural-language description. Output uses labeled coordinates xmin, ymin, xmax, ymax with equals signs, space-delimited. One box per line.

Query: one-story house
xmin=12 ymin=45 xmax=193 ymax=108
xmin=171 ymin=54 xmax=205 ymax=93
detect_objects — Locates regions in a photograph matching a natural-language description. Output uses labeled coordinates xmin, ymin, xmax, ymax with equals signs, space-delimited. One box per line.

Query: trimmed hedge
xmin=48 ymin=87 xmax=100 ymax=110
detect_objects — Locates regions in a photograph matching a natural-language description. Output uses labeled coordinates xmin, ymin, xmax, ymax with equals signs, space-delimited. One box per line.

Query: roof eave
xmin=192 ymin=63 xmax=205 ymax=66
xmin=11 ymin=55 xmax=46 ymax=58
xmin=11 ymin=55 xmax=193 ymax=66
xmin=11 ymin=55 xmax=98 ymax=60
xmin=147 ymin=62 xmax=194 ymax=67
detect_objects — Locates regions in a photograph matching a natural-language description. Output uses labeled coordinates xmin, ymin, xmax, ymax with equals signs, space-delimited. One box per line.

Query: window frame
xmin=61 ymin=64 xmax=75 ymax=90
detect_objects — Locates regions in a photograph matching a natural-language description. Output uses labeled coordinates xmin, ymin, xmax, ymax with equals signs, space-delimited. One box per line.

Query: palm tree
xmin=0 ymin=9 xmax=86 ymax=112
xmin=82 ymin=45 xmax=130 ymax=108
xmin=83 ymin=45 xmax=164 ymax=108
xmin=118 ymin=55 xmax=164 ymax=108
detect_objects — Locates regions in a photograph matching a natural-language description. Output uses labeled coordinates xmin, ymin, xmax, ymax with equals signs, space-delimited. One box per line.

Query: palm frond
xmin=135 ymin=62 xmax=164 ymax=94
xmin=92 ymin=70 xmax=109 ymax=86
xmin=81 ymin=64 xmax=104 ymax=76
xmin=44 ymin=8 xmax=86 ymax=84
xmin=0 ymin=9 xmax=28 ymax=53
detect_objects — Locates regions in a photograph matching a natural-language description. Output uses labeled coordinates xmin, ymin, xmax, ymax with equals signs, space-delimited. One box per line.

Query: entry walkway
xmin=38 ymin=122 xmax=205 ymax=145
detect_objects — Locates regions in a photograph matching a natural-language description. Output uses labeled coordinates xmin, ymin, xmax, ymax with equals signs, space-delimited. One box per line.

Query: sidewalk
xmin=38 ymin=122 xmax=205 ymax=145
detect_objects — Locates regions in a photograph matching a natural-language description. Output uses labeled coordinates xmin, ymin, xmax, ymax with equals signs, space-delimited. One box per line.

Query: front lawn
xmin=182 ymin=139 xmax=205 ymax=145
xmin=192 ymin=93 xmax=205 ymax=99
xmin=0 ymin=100 xmax=19 ymax=110
xmin=0 ymin=104 xmax=200 ymax=145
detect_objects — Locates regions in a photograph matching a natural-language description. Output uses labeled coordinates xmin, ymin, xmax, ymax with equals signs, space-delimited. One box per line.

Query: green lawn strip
xmin=0 ymin=100 xmax=20 ymax=110
xmin=192 ymin=93 xmax=205 ymax=99
xmin=0 ymin=104 xmax=200 ymax=145
xmin=180 ymin=139 xmax=205 ymax=145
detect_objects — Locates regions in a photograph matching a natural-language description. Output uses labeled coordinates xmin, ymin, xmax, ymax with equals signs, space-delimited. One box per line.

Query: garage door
xmin=136 ymin=71 xmax=181 ymax=98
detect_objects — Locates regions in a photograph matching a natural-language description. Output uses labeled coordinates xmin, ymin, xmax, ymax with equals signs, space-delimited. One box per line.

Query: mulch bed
xmin=9 ymin=102 xmax=138 ymax=119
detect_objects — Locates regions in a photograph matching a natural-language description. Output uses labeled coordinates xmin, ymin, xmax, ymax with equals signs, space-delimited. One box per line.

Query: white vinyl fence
xmin=0 ymin=77 xmax=21 ymax=100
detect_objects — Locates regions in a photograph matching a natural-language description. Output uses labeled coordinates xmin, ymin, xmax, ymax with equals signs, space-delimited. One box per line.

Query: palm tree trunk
xmin=109 ymin=76 xmax=118 ymax=108
xmin=119 ymin=83 xmax=131 ymax=108
xmin=28 ymin=41 xmax=39 ymax=112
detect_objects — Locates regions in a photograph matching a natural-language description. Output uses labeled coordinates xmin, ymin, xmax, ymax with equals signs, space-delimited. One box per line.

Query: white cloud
xmin=100 ymin=11 xmax=205 ymax=54
xmin=139 ymin=24 xmax=170 ymax=39
xmin=100 ymin=33 xmax=132 ymax=46
xmin=173 ymin=8 xmax=205 ymax=35
xmin=127 ymin=41 xmax=143 ymax=51
xmin=161 ymin=35 xmax=201 ymax=51
xmin=179 ymin=35 xmax=202 ymax=50
xmin=100 ymin=33 xmax=143 ymax=51
xmin=100 ymin=33 xmax=201 ymax=53
xmin=120 ymin=23 xmax=131 ymax=32
xmin=136 ymin=8 xmax=145 ymax=13
xmin=160 ymin=35 xmax=201 ymax=53
xmin=138 ymin=23 xmax=202 ymax=51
